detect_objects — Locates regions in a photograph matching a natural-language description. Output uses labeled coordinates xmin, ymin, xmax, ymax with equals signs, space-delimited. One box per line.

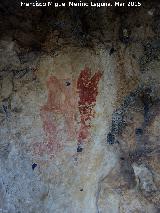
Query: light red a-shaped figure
xmin=34 ymin=76 xmax=77 ymax=157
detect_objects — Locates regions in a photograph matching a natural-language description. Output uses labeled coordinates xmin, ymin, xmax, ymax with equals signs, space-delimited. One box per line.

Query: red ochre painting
xmin=33 ymin=67 xmax=102 ymax=157
xmin=33 ymin=75 xmax=77 ymax=157
xmin=77 ymin=67 xmax=102 ymax=144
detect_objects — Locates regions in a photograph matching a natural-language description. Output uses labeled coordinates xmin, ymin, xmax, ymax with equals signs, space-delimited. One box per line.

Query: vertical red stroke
xmin=77 ymin=67 xmax=102 ymax=143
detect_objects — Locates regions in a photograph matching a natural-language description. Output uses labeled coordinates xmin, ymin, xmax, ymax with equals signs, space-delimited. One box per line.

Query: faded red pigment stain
xmin=33 ymin=76 xmax=78 ymax=157
xmin=77 ymin=67 xmax=102 ymax=144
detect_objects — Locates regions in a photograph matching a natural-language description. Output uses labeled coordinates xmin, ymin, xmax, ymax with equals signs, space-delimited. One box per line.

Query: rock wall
xmin=0 ymin=1 xmax=160 ymax=212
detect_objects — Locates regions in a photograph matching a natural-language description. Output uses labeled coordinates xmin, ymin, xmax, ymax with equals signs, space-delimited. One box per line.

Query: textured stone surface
xmin=0 ymin=1 xmax=160 ymax=212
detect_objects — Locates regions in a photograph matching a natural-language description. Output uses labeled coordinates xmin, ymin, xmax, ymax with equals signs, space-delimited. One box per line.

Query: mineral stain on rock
xmin=77 ymin=67 xmax=102 ymax=144
xmin=107 ymin=132 xmax=115 ymax=145
xmin=135 ymin=128 xmax=143 ymax=136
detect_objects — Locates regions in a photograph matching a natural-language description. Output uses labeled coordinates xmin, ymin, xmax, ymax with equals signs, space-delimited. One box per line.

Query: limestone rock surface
xmin=0 ymin=1 xmax=160 ymax=212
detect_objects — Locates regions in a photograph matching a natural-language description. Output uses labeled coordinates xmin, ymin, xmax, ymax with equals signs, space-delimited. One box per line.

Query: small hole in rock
xmin=32 ymin=163 xmax=37 ymax=170
xmin=80 ymin=188 xmax=83 ymax=191
xmin=109 ymin=47 xmax=116 ymax=55
xmin=120 ymin=157 xmax=125 ymax=160
xmin=65 ymin=81 xmax=71 ymax=86
xmin=77 ymin=146 xmax=83 ymax=152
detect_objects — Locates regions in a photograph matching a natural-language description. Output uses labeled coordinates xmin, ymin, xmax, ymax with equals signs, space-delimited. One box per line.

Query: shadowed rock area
xmin=0 ymin=0 xmax=160 ymax=212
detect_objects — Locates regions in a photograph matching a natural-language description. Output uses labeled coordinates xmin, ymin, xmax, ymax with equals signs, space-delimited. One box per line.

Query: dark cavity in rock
xmin=135 ymin=128 xmax=143 ymax=135
xmin=32 ymin=163 xmax=37 ymax=170
xmin=77 ymin=145 xmax=83 ymax=152
xmin=65 ymin=81 xmax=71 ymax=86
